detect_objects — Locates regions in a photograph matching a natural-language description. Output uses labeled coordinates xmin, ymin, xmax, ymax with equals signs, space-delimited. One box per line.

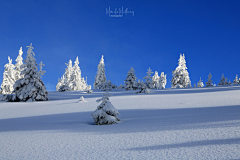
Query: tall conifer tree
xmin=171 ymin=54 xmax=191 ymax=88
xmin=94 ymin=55 xmax=106 ymax=89
xmin=0 ymin=57 xmax=16 ymax=94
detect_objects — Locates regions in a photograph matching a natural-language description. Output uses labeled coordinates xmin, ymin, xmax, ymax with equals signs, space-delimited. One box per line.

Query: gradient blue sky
xmin=0 ymin=0 xmax=240 ymax=90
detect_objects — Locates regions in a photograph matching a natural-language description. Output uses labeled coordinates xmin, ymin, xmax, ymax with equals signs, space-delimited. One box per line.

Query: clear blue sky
xmin=0 ymin=0 xmax=240 ymax=90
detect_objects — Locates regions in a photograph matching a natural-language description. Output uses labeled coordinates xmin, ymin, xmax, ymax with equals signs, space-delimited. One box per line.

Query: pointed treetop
xmin=130 ymin=67 xmax=135 ymax=72
xmin=66 ymin=59 xmax=72 ymax=66
xmin=152 ymin=71 xmax=159 ymax=80
xmin=8 ymin=56 xmax=12 ymax=64
xmin=235 ymin=74 xmax=238 ymax=80
xmin=178 ymin=53 xmax=182 ymax=64
xmin=179 ymin=53 xmax=187 ymax=70
xmin=16 ymin=47 xmax=23 ymax=63
xmin=100 ymin=55 xmax=104 ymax=64
xmin=74 ymin=56 xmax=79 ymax=65
xmin=146 ymin=67 xmax=153 ymax=75
xmin=19 ymin=47 xmax=23 ymax=56
xmin=26 ymin=43 xmax=35 ymax=56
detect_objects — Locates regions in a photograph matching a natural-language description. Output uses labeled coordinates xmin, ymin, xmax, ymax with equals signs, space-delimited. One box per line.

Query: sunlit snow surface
xmin=0 ymin=85 xmax=240 ymax=159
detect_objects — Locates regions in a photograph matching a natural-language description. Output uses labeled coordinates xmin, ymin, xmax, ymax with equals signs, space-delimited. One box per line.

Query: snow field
xmin=0 ymin=85 xmax=240 ymax=159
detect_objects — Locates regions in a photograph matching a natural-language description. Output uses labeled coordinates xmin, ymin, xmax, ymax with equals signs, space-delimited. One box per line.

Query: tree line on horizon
xmin=1 ymin=45 xmax=240 ymax=101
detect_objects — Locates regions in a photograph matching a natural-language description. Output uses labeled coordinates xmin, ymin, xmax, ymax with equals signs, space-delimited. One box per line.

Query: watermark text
xmin=106 ymin=6 xmax=134 ymax=17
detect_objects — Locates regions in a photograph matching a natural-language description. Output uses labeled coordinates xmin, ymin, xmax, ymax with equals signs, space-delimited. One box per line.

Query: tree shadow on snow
xmin=0 ymin=105 xmax=240 ymax=133
xmin=126 ymin=138 xmax=240 ymax=151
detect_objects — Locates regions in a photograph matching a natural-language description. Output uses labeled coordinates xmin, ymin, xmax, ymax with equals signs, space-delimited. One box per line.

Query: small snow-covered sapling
xmin=91 ymin=92 xmax=120 ymax=125
xmin=78 ymin=96 xmax=84 ymax=102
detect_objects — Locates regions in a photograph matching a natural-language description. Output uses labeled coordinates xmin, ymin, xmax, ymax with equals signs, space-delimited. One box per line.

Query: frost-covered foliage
xmin=197 ymin=77 xmax=204 ymax=87
xmin=0 ymin=57 xmax=16 ymax=95
xmin=56 ymin=75 xmax=65 ymax=91
xmin=4 ymin=43 xmax=48 ymax=102
xmin=143 ymin=67 xmax=154 ymax=89
xmin=70 ymin=57 xmax=89 ymax=91
xmin=159 ymin=72 xmax=167 ymax=89
xmin=152 ymin=71 xmax=160 ymax=89
xmin=218 ymin=74 xmax=228 ymax=86
xmin=233 ymin=74 xmax=239 ymax=84
xmin=38 ymin=61 xmax=46 ymax=78
xmin=56 ymin=57 xmax=90 ymax=91
xmin=65 ymin=59 xmax=73 ymax=84
xmin=206 ymin=73 xmax=213 ymax=87
xmin=56 ymin=77 xmax=64 ymax=91
xmin=136 ymin=81 xmax=150 ymax=94
xmin=91 ymin=92 xmax=120 ymax=125
xmin=95 ymin=80 xmax=117 ymax=91
xmin=171 ymin=54 xmax=191 ymax=88
xmin=58 ymin=84 xmax=71 ymax=92
xmin=151 ymin=71 xmax=167 ymax=89
xmin=14 ymin=47 xmax=24 ymax=81
xmin=85 ymin=82 xmax=91 ymax=90
xmin=94 ymin=55 xmax=106 ymax=89
xmin=71 ymin=57 xmax=80 ymax=90
xmin=124 ymin=67 xmax=138 ymax=90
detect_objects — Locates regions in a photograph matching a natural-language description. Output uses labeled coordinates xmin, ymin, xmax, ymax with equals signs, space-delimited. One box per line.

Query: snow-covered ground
xmin=0 ymin=85 xmax=240 ymax=159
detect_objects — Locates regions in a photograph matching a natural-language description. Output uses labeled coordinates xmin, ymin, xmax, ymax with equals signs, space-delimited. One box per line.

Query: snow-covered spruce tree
xmin=124 ymin=67 xmax=138 ymax=90
xmin=197 ymin=77 xmax=204 ymax=87
xmin=96 ymin=80 xmax=118 ymax=91
xmin=233 ymin=74 xmax=239 ymax=84
xmin=70 ymin=56 xmax=87 ymax=91
xmin=94 ymin=55 xmax=106 ymax=89
xmin=8 ymin=43 xmax=48 ymax=102
xmin=159 ymin=72 xmax=167 ymax=89
xmin=56 ymin=57 xmax=90 ymax=92
xmin=136 ymin=80 xmax=150 ymax=94
xmin=152 ymin=71 xmax=160 ymax=89
xmin=55 ymin=60 xmax=72 ymax=91
xmin=58 ymin=85 xmax=71 ymax=92
xmin=64 ymin=59 xmax=73 ymax=88
xmin=218 ymin=73 xmax=228 ymax=86
xmin=143 ymin=67 xmax=154 ymax=89
xmin=0 ymin=56 xmax=16 ymax=95
xmin=82 ymin=77 xmax=91 ymax=90
xmin=56 ymin=75 xmax=65 ymax=91
xmin=206 ymin=73 xmax=213 ymax=87
xmin=56 ymin=75 xmax=71 ymax=92
xmin=171 ymin=54 xmax=191 ymax=88
xmin=14 ymin=47 xmax=24 ymax=81
xmin=91 ymin=92 xmax=120 ymax=125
